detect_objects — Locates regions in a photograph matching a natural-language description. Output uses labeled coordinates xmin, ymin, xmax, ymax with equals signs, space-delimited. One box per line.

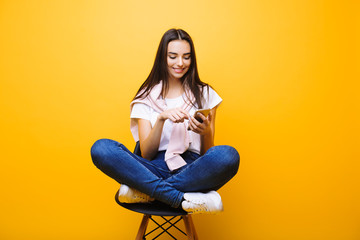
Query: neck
xmin=165 ymin=77 xmax=184 ymax=98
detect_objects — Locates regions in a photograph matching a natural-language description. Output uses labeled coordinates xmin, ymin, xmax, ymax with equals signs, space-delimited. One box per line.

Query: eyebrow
xmin=168 ymin=52 xmax=191 ymax=55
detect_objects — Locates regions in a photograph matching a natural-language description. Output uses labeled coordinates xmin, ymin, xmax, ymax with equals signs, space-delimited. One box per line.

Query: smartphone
xmin=187 ymin=109 xmax=211 ymax=130
xmin=193 ymin=109 xmax=211 ymax=123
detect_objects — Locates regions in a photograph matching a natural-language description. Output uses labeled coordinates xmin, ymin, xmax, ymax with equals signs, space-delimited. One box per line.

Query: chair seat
xmin=115 ymin=190 xmax=198 ymax=239
xmin=115 ymin=190 xmax=188 ymax=216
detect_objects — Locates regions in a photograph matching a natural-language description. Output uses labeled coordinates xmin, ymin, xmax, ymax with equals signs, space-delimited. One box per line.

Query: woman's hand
xmin=188 ymin=112 xmax=212 ymax=135
xmin=158 ymin=108 xmax=189 ymax=123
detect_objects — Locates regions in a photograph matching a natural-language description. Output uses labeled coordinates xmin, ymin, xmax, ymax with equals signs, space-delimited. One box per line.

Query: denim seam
xmin=136 ymin=158 xmax=171 ymax=173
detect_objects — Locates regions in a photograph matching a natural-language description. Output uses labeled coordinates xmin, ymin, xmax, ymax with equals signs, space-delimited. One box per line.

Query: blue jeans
xmin=91 ymin=139 xmax=240 ymax=208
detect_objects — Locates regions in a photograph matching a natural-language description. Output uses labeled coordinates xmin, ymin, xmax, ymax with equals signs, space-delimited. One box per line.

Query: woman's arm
xmin=137 ymin=108 xmax=189 ymax=160
xmin=188 ymin=106 xmax=218 ymax=155
xmin=137 ymin=118 xmax=164 ymax=160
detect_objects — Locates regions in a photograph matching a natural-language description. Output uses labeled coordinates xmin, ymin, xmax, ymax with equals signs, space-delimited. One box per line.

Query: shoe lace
xmin=190 ymin=202 xmax=209 ymax=213
xmin=133 ymin=190 xmax=152 ymax=201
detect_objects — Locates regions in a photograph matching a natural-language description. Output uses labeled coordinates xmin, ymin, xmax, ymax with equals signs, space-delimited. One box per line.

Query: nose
xmin=177 ymin=57 xmax=184 ymax=67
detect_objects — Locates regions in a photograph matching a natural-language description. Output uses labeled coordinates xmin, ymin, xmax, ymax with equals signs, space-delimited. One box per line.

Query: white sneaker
xmin=181 ymin=191 xmax=224 ymax=214
xmin=118 ymin=184 xmax=154 ymax=203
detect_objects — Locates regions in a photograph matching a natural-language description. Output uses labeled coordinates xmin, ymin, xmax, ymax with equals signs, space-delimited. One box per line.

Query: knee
xmin=90 ymin=138 xmax=114 ymax=167
xmin=212 ymin=145 xmax=240 ymax=174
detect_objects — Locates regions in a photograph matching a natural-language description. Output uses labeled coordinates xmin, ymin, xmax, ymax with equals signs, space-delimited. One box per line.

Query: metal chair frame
xmin=145 ymin=215 xmax=185 ymax=239
xmin=138 ymin=214 xmax=196 ymax=240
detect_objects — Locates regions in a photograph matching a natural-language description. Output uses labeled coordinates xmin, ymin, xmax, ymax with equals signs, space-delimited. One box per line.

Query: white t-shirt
xmin=130 ymin=86 xmax=222 ymax=155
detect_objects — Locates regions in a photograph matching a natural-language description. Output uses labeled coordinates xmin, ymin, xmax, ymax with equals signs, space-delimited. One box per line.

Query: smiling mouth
xmin=173 ymin=68 xmax=185 ymax=73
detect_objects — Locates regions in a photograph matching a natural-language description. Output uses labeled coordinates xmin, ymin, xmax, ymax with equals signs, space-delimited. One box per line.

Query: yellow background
xmin=1 ymin=0 xmax=359 ymax=239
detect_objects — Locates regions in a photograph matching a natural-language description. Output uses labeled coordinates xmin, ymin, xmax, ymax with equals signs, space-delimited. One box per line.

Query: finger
xmin=168 ymin=115 xmax=177 ymax=122
xmin=174 ymin=109 xmax=188 ymax=121
xmin=177 ymin=113 xmax=189 ymax=123
xmin=196 ymin=112 xmax=207 ymax=122
xmin=178 ymin=111 xmax=189 ymax=122
xmin=187 ymin=121 xmax=194 ymax=131
xmin=196 ymin=118 xmax=208 ymax=131
xmin=169 ymin=111 xmax=181 ymax=122
xmin=208 ymin=111 xmax=213 ymax=120
xmin=179 ymin=109 xmax=189 ymax=118
xmin=188 ymin=117 xmax=196 ymax=131
xmin=197 ymin=122 xmax=206 ymax=132
xmin=189 ymin=120 xmax=201 ymax=133
xmin=202 ymin=116 xmax=210 ymax=126
xmin=191 ymin=116 xmax=202 ymax=130
xmin=172 ymin=112 xmax=183 ymax=122
xmin=170 ymin=109 xmax=184 ymax=119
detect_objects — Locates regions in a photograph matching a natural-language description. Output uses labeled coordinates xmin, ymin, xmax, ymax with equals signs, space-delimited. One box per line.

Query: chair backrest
xmin=134 ymin=141 xmax=141 ymax=157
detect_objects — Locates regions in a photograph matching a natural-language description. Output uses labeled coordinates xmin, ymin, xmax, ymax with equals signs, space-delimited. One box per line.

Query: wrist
xmin=157 ymin=114 xmax=166 ymax=122
xmin=200 ymin=128 xmax=212 ymax=136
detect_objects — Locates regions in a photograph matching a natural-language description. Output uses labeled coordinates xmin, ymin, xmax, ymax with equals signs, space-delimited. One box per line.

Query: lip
xmin=173 ymin=68 xmax=185 ymax=73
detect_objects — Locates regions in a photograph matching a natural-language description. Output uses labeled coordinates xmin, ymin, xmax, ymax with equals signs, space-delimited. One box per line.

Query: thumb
xmin=208 ymin=111 xmax=212 ymax=120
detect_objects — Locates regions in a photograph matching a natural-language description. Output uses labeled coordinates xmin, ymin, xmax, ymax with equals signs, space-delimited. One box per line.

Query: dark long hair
xmin=133 ymin=28 xmax=209 ymax=108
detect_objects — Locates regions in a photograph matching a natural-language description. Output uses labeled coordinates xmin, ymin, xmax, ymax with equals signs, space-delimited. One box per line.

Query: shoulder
xmin=202 ymin=85 xmax=220 ymax=97
xmin=132 ymin=102 xmax=151 ymax=110
xmin=130 ymin=103 xmax=151 ymax=119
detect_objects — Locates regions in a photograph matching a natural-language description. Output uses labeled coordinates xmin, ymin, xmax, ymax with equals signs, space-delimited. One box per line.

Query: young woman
xmin=91 ymin=29 xmax=240 ymax=214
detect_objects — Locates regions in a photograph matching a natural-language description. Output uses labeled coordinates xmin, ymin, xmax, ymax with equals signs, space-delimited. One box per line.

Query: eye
xmin=168 ymin=55 xmax=176 ymax=59
xmin=184 ymin=56 xmax=191 ymax=60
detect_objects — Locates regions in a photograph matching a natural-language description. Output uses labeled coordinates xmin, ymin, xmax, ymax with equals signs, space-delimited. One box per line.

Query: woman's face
xmin=167 ymin=40 xmax=191 ymax=81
